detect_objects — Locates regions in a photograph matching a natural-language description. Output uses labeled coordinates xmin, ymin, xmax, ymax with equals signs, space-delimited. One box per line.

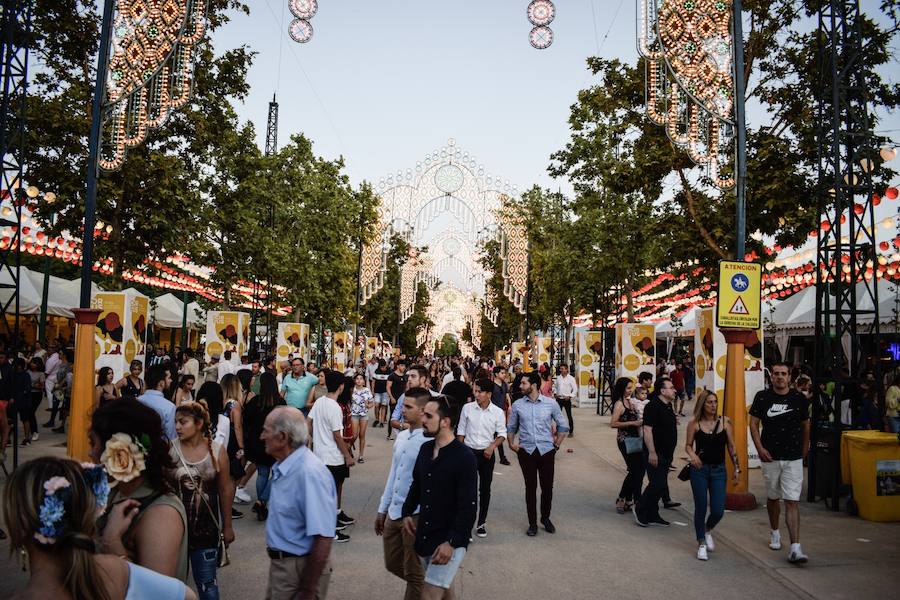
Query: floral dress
xmin=351 ymin=387 xmax=373 ymax=418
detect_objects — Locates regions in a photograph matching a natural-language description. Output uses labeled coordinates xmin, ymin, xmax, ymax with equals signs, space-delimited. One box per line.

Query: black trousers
xmin=617 ymin=441 xmax=645 ymax=502
xmin=472 ymin=448 xmax=495 ymax=526
xmin=517 ymin=448 xmax=556 ymax=525
xmin=557 ymin=399 xmax=574 ymax=434
xmin=636 ymin=454 xmax=671 ymax=522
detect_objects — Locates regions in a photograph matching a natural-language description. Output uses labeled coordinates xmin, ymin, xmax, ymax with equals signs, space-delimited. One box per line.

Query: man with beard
xmin=507 ymin=371 xmax=569 ymax=536
xmin=402 ymin=395 xmax=476 ymax=600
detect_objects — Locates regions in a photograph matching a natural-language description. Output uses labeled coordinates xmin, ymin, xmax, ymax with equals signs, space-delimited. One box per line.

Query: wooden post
xmin=68 ymin=308 xmax=101 ymax=462
xmin=722 ymin=328 xmax=757 ymax=510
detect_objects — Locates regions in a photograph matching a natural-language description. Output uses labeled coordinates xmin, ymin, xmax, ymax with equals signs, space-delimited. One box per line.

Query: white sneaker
xmin=30 ymin=433 xmax=39 ymax=442
xmin=234 ymin=487 xmax=251 ymax=504
xmin=769 ymin=530 xmax=782 ymax=550
xmin=788 ymin=544 xmax=808 ymax=564
xmin=705 ymin=532 xmax=715 ymax=551
xmin=697 ymin=545 xmax=709 ymax=561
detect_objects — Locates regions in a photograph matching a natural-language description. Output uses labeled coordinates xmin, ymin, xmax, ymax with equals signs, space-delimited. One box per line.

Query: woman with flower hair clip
xmin=89 ymin=398 xmax=189 ymax=582
xmin=3 ymin=456 xmax=196 ymax=600
xmin=170 ymin=400 xmax=235 ymax=600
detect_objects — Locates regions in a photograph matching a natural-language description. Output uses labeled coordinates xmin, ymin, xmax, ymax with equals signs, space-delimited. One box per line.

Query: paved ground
xmin=1 ymin=405 xmax=897 ymax=599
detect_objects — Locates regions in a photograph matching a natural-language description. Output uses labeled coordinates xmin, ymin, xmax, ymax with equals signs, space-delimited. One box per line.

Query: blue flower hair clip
xmin=80 ymin=462 xmax=110 ymax=514
xmin=34 ymin=476 xmax=71 ymax=545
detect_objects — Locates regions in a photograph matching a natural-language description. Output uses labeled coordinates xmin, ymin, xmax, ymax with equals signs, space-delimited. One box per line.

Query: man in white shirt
xmin=308 ymin=369 xmax=355 ymax=543
xmin=457 ymin=377 xmax=507 ymax=538
xmin=43 ymin=343 xmax=60 ymax=425
xmin=552 ymin=364 xmax=578 ymax=437
xmin=216 ymin=350 xmax=238 ymax=382
xmin=441 ymin=360 xmax=458 ymax=389
xmin=375 ymin=387 xmax=430 ymax=600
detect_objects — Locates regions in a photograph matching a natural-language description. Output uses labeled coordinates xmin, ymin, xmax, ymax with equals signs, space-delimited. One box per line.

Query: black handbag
xmin=677 ymin=463 xmax=691 ymax=481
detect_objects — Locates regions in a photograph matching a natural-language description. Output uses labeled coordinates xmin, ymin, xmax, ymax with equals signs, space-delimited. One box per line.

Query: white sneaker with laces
xmin=788 ymin=544 xmax=808 ymax=564
xmin=31 ymin=432 xmax=39 ymax=442
xmin=769 ymin=530 xmax=782 ymax=550
xmin=705 ymin=532 xmax=715 ymax=552
xmin=234 ymin=486 xmax=252 ymax=504
xmin=697 ymin=545 xmax=709 ymax=561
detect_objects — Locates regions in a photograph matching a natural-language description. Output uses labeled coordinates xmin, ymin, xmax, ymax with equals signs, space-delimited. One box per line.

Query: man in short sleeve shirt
xmin=750 ymin=361 xmax=810 ymax=564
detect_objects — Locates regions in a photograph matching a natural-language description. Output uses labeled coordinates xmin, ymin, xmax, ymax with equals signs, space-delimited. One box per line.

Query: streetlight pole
xmin=733 ymin=0 xmax=748 ymax=261
xmin=79 ymin=0 xmax=114 ymax=308
xmin=38 ymin=192 xmax=57 ymax=344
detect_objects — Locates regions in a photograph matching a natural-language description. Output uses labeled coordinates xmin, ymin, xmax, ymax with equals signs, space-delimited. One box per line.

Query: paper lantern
xmin=886 ymin=187 xmax=899 ymax=200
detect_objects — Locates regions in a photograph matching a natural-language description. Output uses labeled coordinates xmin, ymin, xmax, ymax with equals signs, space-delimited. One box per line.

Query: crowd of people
xmin=2 ymin=338 xmax=896 ymax=599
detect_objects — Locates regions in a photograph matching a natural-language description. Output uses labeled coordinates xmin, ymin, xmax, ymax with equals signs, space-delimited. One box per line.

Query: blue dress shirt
xmin=137 ymin=390 xmax=176 ymax=440
xmin=378 ymin=427 xmax=428 ymax=520
xmin=507 ymin=393 xmax=569 ymax=455
xmin=266 ymin=446 xmax=337 ymax=555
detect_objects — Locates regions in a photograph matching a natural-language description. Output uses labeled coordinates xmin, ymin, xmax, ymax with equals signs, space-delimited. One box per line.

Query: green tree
xmin=27 ymin=0 xmax=254 ymax=286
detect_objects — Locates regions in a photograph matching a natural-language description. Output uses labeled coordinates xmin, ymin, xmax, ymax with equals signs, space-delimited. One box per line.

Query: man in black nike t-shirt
xmin=750 ymin=361 xmax=810 ymax=565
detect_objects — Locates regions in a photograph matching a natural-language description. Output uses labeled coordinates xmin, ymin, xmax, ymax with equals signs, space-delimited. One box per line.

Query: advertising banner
xmin=205 ymin=311 xmax=250 ymax=367
xmin=276 ymin=323 xmax=310 ymax=363
xmin=495 ymin=349 xmax=509 ymax=366
xmin=332 ymin=331 xmax=349 ymax=369
xmin=693 ymin=306 xmax=765 ymax=467
xmin=533 ymin=335 xmax=552 ymax=365
xmin=575 ymin=328 xmax=604 ymax=406
xmin=92 ymin=289 xmax=150 ymax=381
xmin=510 ymin=342 xmax=529 ymax=367
xmin=365 ymin=337 xmax=379 ymax=360
xmin=615 ymin=323 xmax=656 ymax=383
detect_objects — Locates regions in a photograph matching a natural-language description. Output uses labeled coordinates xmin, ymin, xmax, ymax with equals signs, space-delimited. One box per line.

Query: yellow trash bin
xmin=840 ymin=431 xmax=900 ymax=522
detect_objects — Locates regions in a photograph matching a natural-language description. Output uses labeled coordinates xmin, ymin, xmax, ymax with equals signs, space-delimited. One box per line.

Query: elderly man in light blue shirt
xmin=375 ymin=387 xmax=430 ymax=600
xmin=137 ymin=364 xmax=176 ymax=440
xmin=262 ymin=406 xmax=336 ymax=600
xmin=280 ymin=358 xmax=319 ymax=414
xmin=507 ymin=371 xmax=569 ymax=537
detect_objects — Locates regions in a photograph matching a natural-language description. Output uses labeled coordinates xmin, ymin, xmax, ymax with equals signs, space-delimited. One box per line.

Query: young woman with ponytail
xmin=3 ymin=456 xmax=195 ymax=600
xmin=171 ymin=400 xmax=235 ymax=600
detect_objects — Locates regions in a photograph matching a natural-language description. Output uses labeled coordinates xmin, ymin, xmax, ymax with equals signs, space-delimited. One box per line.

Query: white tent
xmin=0 ymin=266 xmax=102 ymax=317
xmin=152 ymin=293 xmax=203 ymax=329
xmin=655 ymin=309 xmax=698 ymax=337
xmin=766 ymin=279 xmax=900 ymax=335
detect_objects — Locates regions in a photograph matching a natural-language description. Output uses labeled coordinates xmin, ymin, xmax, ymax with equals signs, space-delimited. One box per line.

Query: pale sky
xmin=209 ymin=0 xmax=900 ymax=291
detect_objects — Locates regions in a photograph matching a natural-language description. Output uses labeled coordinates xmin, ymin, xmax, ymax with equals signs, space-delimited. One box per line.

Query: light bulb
xmin=880 ymin=147 xmax=897 ymax=161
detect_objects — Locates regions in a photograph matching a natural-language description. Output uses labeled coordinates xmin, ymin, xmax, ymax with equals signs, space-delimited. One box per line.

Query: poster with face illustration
xmin=615 ymin=323 xmax=656 ymax=383
xmin=130 ymin=295 xmax=148 ymax=365
xmin=511 ymin=342 xmax=529 ymax=368
xmin=495 ymin=349 xmax=509 ymax=366
xmin=533 ymin=335 xmax=553 ymax=364
xmin=205 ymin=311 xmax=249 ymax=365
xmin=277 ymin=323 xmax=310 ymax=363
xmin=692 ymin=306 xmax=764 ymax=467
xmin=92 ymin=289 xmax=150 ymax=381
xmin=366 ymin=337 xmax=379 ymax=360
xmin=332 ymin=331 xmax=348 ymax=369
xmin=575 ymin=328 xmax=605 ymax=405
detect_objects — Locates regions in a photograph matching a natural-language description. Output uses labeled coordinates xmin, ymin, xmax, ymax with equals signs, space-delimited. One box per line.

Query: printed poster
xmin=92 ymin=289 xmax=150 ymax=381
xmin=205 ymin=311 xmax=249 ymax=366
xmin=575 ymin=328 xmax=604 ymax=405
xmin=332 ymin=331 xmax=348 ymax=369
xmin=533 ymin=335 xmax=552 ymax=364
xmin=366 ymin=337 xmax=379 ymax=360
xmin=615 ymin=323 xmax=656 ymax=383
xmin=876 ymin=460 xmax=900 ymax=496
xmin=277 ymin=323 xmax=310 ymax=363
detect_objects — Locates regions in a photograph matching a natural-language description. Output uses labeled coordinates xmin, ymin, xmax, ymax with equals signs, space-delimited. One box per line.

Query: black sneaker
xmin=337 ymin=511 xmax=355 ymax=526
xmin=336 ymin=521 xmax=347 ymax=531
xmin=649 ymin=516 xmax=671 ymax=527
xmin=632 ymin=506 xmax=649 ymax=527
xmin=335 ymin=531 xmax=350 ymax=543
xmin=526 ymin=524 xmax=538 ymax=536
xmin=499 ymin=458 xmax=511 ymax=466
xmin=476 ymin=524 xmax=487 ymax=538
xmin=231 ymin=508 xmax=244 ymax=520
xmin=541 ymin=518 xmax=556 ymax=534
xmin=663 ymin=501 xmax=682 ymax=509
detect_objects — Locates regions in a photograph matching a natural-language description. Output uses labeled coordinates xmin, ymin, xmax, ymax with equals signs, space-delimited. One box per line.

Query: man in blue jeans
xmin=634 ymin=376 xmax=678 ymax=527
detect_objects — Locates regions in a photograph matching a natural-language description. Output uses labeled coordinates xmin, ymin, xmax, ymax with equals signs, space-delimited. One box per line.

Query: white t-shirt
xmin=308 ymin=395 xmax=345 ymax=466
xmin=441 ymin=372 xmax=455 ymax=388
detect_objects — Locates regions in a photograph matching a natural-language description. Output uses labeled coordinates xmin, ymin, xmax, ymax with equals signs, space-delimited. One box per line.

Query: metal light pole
xmin=733 ymin=0 xmax=748 ymax=261
xmin=38 ymin=192 xmax=57 ymax=343
xmin=79 ymin=0 xmax=114 ymax=308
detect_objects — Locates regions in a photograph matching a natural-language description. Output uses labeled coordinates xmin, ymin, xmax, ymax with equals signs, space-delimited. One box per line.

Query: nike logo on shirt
xmin=767 ymin=404 xmax=793 ymax=418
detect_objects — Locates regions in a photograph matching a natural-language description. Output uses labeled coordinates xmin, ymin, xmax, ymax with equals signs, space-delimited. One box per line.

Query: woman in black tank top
xmin=684 ymin=391 xmax=740 ymax=561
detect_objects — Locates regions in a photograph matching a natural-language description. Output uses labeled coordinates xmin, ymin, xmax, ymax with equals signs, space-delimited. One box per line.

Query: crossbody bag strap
xmin=173 ymin=440 xmax=221 ymax=531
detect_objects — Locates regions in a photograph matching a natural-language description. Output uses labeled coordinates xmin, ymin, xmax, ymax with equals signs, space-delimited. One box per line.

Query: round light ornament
xmin=289 ymin=0 xmax=318 ymax=19
xmin=530 ymin=25 xmax=553 ymax=49
xmin=289 ymin=19 xmax=313 ymax=43
xmin=528 ymin=1 xmax=556 ymax=26
xmin=434 ymin=164 xmax=465 ymax=194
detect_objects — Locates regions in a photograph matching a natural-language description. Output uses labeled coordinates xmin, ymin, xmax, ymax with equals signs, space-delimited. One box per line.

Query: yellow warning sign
xmin=716 ymin=260 xmax=761 ymax=329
